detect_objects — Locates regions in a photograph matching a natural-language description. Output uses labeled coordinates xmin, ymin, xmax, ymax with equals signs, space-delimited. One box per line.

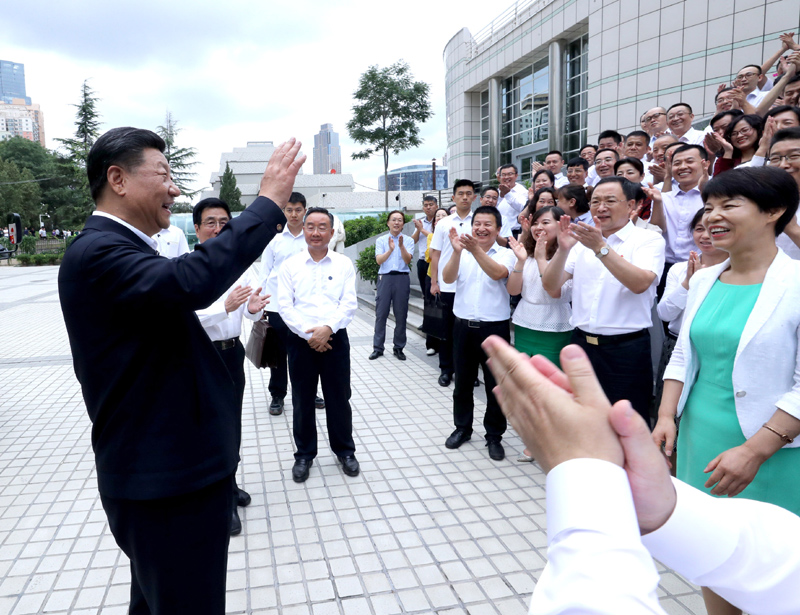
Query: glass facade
xmin=564 ymin=34 xmax=589 ymax=159
xmin=0 ymin=61 xmax=30 ymax=105
xmin=480 ymin=90 xmax=490 ymax=182
xmin=378 ymin=165 xmax=449 ymax=191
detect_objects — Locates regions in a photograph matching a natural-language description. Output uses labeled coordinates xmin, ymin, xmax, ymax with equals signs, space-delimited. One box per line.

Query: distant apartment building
xmin=0 ymin=60 xmax=45 ymax=146
xmin=378 ymin=164 xmax=449 ymax=191
xmin=313 ymin=123 xmax=342 ymax=174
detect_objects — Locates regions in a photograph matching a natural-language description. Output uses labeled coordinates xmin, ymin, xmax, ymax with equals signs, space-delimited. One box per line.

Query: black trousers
xmin=452 ymin=318 xmax=510 ymax=441
xmin=101 ymin=474 xmax=234 ymax=615
xmin=572 ymin=330 xmax=653 ymax=425
xmin=267 ymin=311 xmax=290 ymax=400
xmin=286 ymin=329 xmax=355 ymax=460
xmin=438 ymin=291 xmax=456 ymax=374
xmin=417 ymin=259 xmax=438 ymax=351
xmin=213 ymin=339 xmax=246 ymax=449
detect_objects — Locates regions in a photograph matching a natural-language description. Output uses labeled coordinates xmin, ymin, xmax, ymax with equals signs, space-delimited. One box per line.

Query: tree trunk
xmin=384 ymin=147 xmax=389 ymax=211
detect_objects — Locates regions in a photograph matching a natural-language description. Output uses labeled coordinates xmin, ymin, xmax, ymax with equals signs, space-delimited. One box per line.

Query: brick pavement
xmin=0 ymin=265 xmax=706 ymax=614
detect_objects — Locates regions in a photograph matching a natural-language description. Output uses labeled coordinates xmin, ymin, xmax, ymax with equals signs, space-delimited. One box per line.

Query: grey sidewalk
xmin=0 ymin=266 xmax=706 ymax=615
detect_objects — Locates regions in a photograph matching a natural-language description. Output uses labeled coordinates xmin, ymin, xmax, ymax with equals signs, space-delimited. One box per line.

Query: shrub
xmin=355 ymin=244 xmax=379 ymax=284
xmin=0 ymin=237 xmax=10 ymax=250
xmin=15 ymin=253 xmax=32 ymax=265
xmin=19 ymin=235 xmax=37 ymax=254
xmin=46 ymin=253 xmax=60 ymax=265
xmin=32 ymin=253 xmax=49 ymax=266
xmin=343 ymin=212 xmax=413 ymax=247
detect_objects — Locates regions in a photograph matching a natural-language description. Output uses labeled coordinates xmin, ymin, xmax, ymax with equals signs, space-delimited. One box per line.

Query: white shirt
xmin=657 ymin=260 xmax=688 ymax=336
xmin=260 ymin=226 xmax=307 ymax=313
xmin=566 ymin=222 xmax=665 ymax=335
xmin=92 ymin=211 xmax=158 ymax=250
xmin=776 ymin=211 xmax=800 ymax=260
xmin=277 ymin=248 xmax=357 ymax=340
xmin=196 ymin=269 xmax=262 ymax=342
xmin=452 ymin=244 xmax=516 ymax=321
xmin=375 ymin=232 xmax=414 ymax=274
xmin=329 ymin=214 xmax=346 ymax=253
xmin=416 ymin=217 xmax=434 ymax=259
xmin=587 ymin=165 xmax=599 ymax=186
xmin=530 ymin=458 xmax=800 ymax=615
xmin=430 ymin=211 xmax=473 ymax=293
xmin=675 ymin=127 xmax=705 ymax=146
xmin=553 ymin=172 xmax=569 ymax=188
xmin=497 ymin=183 xmax=529 ymax=231
xmin=735 ymin=155 xmax=766 ymax=168
xmin=746 ymin=88 xmax=767 ymax=106
xmin=512 ymin=258 xmax=573 ymax=333
xmin=153 ymin=225 xmax=190 ymax=258
xmin=660 ymin=186 xmax=703 ymax=263
xmin=575 ymin=211 xmax=594 ymax=227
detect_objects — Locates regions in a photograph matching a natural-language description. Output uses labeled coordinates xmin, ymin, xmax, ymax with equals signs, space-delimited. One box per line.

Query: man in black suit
xmin=58 ymin=127 xmax=304 ymax=615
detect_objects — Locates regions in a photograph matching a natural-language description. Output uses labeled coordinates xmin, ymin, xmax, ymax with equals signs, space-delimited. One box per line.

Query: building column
xmin=488 ymin=77 xmax=501 ymax=177
xmin=548 ymin=39 xmax=565 ymax=153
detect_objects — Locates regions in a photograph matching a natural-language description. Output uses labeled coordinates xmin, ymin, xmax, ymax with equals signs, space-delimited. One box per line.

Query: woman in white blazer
xmin=653 ymin=166 xmax=800 ymax=615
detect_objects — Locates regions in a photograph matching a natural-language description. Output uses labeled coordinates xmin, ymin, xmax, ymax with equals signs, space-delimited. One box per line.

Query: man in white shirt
xmin=441 ymin=206 xmax=516 ymax=461
xmin=734 ymin=64 xmax=768 ymax=106
xmin=478 ymin=186 xmax=513 ymax=247
xmin=591 ymin=148 xmax=619 ymax=186
xmin=642 ymin=106 xmax=669 ymax=148
xmin=533 ymin=151 xmax=569 ymax=188
xmin=665 ymin=103 xmax=705 ymax=146
xmin=648 ymin=134 xmax=679 ymax=187
xmin=542 ymin=177 xmax=665 ymax=423
xmin=495 ymin=164 xmax=528 ymax=235
xmin=624 ymin=130 xmax=653 ymax=176
xmin=430 ymin=180 xmax=477 ymax=386
xmin=480 ymin=336 xmax=800 ymax=615
xmin=153 ymin=223 xmax=190 ymax=258
xmin=194 ymin=197 xmax=268 ymax=536
xmin=566 ymin=157 xmax=589 ymax=187
xmin=769 ymin=127 xmax=800 ymax=259
xmin=412 ymin=196 xmax=439 ymax=356
xmin=277 ymin=207 xmax=359 ymax=484
xmin=260 ymin=192 xmax=309 ymax=415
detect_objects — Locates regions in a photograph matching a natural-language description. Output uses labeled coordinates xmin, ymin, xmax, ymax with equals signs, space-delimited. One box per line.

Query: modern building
xmin=0 ymin=60 xmax=30 ymax=105
xmin=0 ymin=100 xmax=45 ymax=145
xmin=444 ymin=0 xmax=798 ymax=183
xmin=377 ymin=164 xmax=449 ymax=191
xmin=313 ymin=123 xmax=342 ymax=175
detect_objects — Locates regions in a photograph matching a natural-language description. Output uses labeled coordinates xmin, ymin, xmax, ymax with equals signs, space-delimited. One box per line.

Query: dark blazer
xmin=59 ymin=197 xmax=286 ymax=500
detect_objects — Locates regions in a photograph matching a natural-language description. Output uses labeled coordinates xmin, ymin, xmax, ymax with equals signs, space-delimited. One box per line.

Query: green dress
xmin=677 ymin=280 xmax=800 ymax=514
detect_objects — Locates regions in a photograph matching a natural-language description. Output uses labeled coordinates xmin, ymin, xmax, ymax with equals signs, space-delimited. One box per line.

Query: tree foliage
xmin=343 ymin=212 xmax=412 ymax=247
xmin=219 ymin=163 xmax=243 ymax=211
xmin=156 ymin=111 xmax=198 ymax=199
xmin=55 ymin=80 xmax=102 ymax=166
xmin=0 ymin=157 xmax=42 ymax=230
xmin=346 ymin=61 xmax=432 ymax=210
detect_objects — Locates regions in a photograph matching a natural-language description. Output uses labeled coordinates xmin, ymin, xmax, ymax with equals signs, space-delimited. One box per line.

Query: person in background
xmin=624 ymin=131 xmax=652 ymax=174
xmin=591 ymin=148 xmax=619 ymax=186
xmin=642 ymin=106 xmax=669 ymax=148
xmin=153 ymin=221 xmax=189 ymax=258
xmin=556 ymin=184 xmax=592 ymax=226
xmin=566 ymin=157 xmax=589 ymax=186
xmin=413 ymin=195 xmax=439 ymax=356
xmin=649 ymin=134 xmax=679 ymax=186
xmin=529 ymin=169 xmax=555 ymax=200
xmin=329 ymin=213 xmax=346 ymax=253
xmin=714 ymin=114 xmax=765 ymax=174
xmin=532 ymin=151 xmax=569 ymax=188
xmin=666 ymin=103 xmax=706 ymax=145
xmin=769 ymin=126 xmax=800 ymax=259
xmin=704 ymin=110 xmax=744 ymax=165
xmin=479 ymin=185 xmax=513 ymax=247
xmin=496 ymin=164 xmax=529 ymax=236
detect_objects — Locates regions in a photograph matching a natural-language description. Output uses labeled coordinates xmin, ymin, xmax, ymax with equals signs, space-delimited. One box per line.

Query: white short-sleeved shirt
xmin=430 ymin=211 xmax=473 ymax=293
xmin=676 ymin=128 xmax=706 ymax=146
xmin=657 ymin=260 xmax=689 ymax=336
xmin=512 ymin=258 xmax=572 ymax=333
xmin=553 ymin=173 xmax=570 ymax=188
xmin=416 ymin=217 xmax=433 ymax=260
xmin=153 ymin=225 xmax=190 ymax=258
xmin=452 ymin=244 xmax=516 ymax=321
xmin=661 ymin=186 xmax=704 ymax=263
xmin=497 ymin=183 xmax=529 ymax=231
xmin=565 ymin=221 xmax=665 ymax=335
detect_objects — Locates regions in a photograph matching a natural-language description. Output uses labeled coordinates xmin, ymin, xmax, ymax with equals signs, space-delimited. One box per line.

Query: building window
xmin=480 ymin=89 xmax=489 ymax=182
xmin=564 ymin=33 xmax=589 ymax=159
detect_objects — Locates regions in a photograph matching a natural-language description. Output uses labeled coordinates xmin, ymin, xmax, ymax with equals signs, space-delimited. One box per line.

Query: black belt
xmin=385 ymin=271 xmax=409 ymax=275
xmin=213 ymin=338 xmax=237 ymax=351
xmin=574 ymin=328 xmax=648 ymax=346
xmin=456 ymin=317 xmax=509 ymax=329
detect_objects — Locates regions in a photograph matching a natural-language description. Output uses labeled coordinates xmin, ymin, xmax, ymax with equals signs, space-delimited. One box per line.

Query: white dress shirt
xmin=430 ymin=211 xmax=473 ymax=293
xmin=375 ymin=232 xmax=414 ymax=274
xmin=260 ymin=226 xmax=307 ymax=313
xmin=329 ymin=214 xmax=346 ymax=253
xmin=416 ymin=217 xmax=433 ymax=260
xmin=676 ymin=127 xmax=705 ymax=146
xmin=530 ymin=458 xmax=800 ymax=615
xmin=497 ymin=183 xmax=529 ymax=231
xmin=746 ymin=88 xmax=767 ymax=106
xmin=196 ymin=269 xmax=262 ymax=342
xmin=92 ymin=211 xmax=158 ymax=250
xmin=660 ymin=186 xmax=703 ymax=263
xmin=566 ymin=222 xmax=665 ymax=335
xmin=776 ymin=211 xmax=800 ymax=260
xmin=587 ymin=165 xmax=599 ymax=187
xmin=277 ymin=248 xmax=357 ymax=340
xmin=452 ymin=244 xmax=516 ymax=321
xmin=512 ymin=258 xmax=572 ymax=333
xmin=553 ymin=172 xmax=569 ymax=188
xmin=657 ymin=260 xmax=688 ymax=337
xmin=153 ymin=225 xmax=190 ymax=258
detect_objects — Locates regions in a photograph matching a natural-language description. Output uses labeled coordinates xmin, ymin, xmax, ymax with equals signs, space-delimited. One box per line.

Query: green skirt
xmin=514 ymin=326 xmax=573 ymax=369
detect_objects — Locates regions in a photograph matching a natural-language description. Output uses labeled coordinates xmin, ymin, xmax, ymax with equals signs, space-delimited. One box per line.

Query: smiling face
xmin=671 ymin=149 xmax=708 ymax=190
xmin=769 ymin=138 xmax=800 ymax=186
xmin=471 ymin=212 xmax=500 ymax=248
xmin=480 ymin=189 xmax=499 ymax=208
xmin=666 ymin=105 xmax=694 ymax=137
xmin=498 ymin=167 xmax=518 ymax=189
xmin=567 ymin=165 xmax=587 ymax=185
xmin=729 ymin=118 xmax=758 ymax=152
xmin=715 ymin=90 xmax=740 ymax=112
xmin=734 ymin=67 xmax=760 ymax=94
xmin=770 ymin=110 xmax=800 ymax=130
xmin=534 ymin=173 xmax=553 ymax=191
xmin=711 ymin=114 xmax=735 ymax=137
xmin=579 ymin=147 xmax=596 ymax=165
xmin=387 ymin=212 xmax=405 ymax=234
xmin=532 ymin=210 xmax=558 ymax=244
xmin=303 ymin=212 xmax=334 ymax=251
xmin=692 ymin=220 xmax=722 ymax=257
xmin=594 ymin=151 xmax=617 ymax=178
xmin=703 ymin=195 xmax=781 ymax=254
xmin=534 ymin=192 xmax=556 ymax=211
xmin=433 ymin=209 xmax=448 ymax=227
xmin=118 ymin=148 xmax=180 ymax=236
xmin=616 ymin=163 xmax=643 ymax=183
xmin=194 ymin=207 xmax=230 ymax=243
xmin=590 ymin=182 xmax=635 ymax=236
xmin=544 ymin=153 xmax=564 ymax=174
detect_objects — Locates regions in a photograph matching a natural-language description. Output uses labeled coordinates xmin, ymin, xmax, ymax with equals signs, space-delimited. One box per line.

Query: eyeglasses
xmin=729 ymin=126 xmax=753 ymax=139
xmin=643 ymin=112 xmax=666 ymax=123
xmin=768 ymin=152 xmax=800 ymax=165
xmin=201 ymin=218 xmax=229 ymax=229
xmin=499 ymin=172 xmax=517 ymax=178
xmin=734 ymin=71 xmax=759 ymax=81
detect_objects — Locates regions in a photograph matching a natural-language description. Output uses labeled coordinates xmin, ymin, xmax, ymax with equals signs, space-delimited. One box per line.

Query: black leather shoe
xmin=369 ymin=350 xmax=384 ymax=360
xmin=487 ymin=441 xmax=505 ymax=461
xmin=269 ymin=397 xmax=284 ymax=415
xmin=230 ymin=508 xmax=242 ymax=536
xmin=338 ymin=455 xmax=360 ymax=477
xmin=235 ymin=487 xmax=251 ymax=508
xmin=315 ymin=396 xmax=325 ymax=409
xmin=393 ymin=348 xmax=406 ymax=361
xmin=438 ymin=372 xmax=452 ymax=387
xmin=292 ymin=458 xmax=313 ymax=483
xmin=445 ymin=428 xmax=471 ymax=449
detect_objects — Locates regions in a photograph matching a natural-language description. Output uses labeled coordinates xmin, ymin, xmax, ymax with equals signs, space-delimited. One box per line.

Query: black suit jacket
xmin=59 ymin=197 xmax=286 ymax=500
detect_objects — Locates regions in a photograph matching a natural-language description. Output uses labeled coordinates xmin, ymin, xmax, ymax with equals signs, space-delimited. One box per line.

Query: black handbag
xmin=245 ymin=319 xmax=280 ymax=369
xmin=421 ymin=295 xmax=448 ymax=340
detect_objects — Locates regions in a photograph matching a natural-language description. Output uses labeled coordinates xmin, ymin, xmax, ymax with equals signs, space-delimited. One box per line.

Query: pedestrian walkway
xmin=0 ymin=266 xmax=707 ymax=615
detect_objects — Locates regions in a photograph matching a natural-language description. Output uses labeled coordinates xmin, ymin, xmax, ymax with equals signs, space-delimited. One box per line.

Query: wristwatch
xmin=595 ymin=245 xmax=610 ymax=259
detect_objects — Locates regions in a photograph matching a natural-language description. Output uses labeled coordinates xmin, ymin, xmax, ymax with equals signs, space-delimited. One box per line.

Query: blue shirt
xmin=375 ymin=232 xmax=414 ymax=274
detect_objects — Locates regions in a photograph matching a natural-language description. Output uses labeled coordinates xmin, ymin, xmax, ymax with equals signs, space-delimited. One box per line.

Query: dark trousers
xmin=572 ymin=330 xmax=653 ymax=425
xmin=286 ymin=329 xmax=355 ymax=460
xmin=452 ymin=318 xmax=510 ymax=441
xmin=438 ymin=291 xmax=456 ymax=374
xmin=373 ymin=273 xmax=410 ymax=351
xmin=213 ymin=339 xmax=246 ymax=494
xmin=101 ymin=474 xmax=234 ymax=615
xmin=417 ymin=259 xmax=439 ymax=351
xmin=267 ymin=311 xmax=289 ymax=400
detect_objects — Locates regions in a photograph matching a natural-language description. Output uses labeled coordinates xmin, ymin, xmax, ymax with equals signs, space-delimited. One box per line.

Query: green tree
xmin=156 ymin=111 xmax=198 ymax=199
xmin=55 ymin=80 xmax=102 ymax=165
xmin=0 ymin=157 xmax=43 ymax=230
xmin=346 ymin=61 xmax=432 ymax=210
xmin=218 ymin=163 xmax=243 ymax=211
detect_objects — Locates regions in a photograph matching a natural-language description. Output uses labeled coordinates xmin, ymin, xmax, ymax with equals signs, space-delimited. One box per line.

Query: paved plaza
xmin=0 ymin=265 xmax=707 ymax=614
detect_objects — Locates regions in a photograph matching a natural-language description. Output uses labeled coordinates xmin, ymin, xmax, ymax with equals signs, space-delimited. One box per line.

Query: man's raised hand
xmin=258 ymin=139 xmax=307 ymax=207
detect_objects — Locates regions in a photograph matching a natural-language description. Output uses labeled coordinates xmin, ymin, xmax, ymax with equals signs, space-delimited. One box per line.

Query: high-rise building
xmin=378 ymin=164 xmax=449 ymax=192
xmin=0 ymin=60 xmax=30 ymax=105
xmin=313 ymin=123 xmax=342 ymax=175
xmin=0 ymin=60 xmax=44 ymax=145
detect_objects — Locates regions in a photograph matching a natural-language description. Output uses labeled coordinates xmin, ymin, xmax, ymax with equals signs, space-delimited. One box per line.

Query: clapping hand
xmin=570 ymin=220 xmax=605 ymax=252
xmin=448 ymin=227 xmax=463 ymax=253
xmin=507 ymin=235 xmax=528 ymax=261
xmin=556 ymin=215 xmax=577 ymax=250
xmin=643 ymin=183 xmax=662 ymax=207
xmin=247 ymin=287 xmax=269 ymax=314
xmin=398 ymin=235 xmax=404 ymax=249
xmin=387 ymin=237 xmax=396 ymax=251
xmin=460 ymin=233 xmax=480 ymax=253
xmin=682 ymin=251 xmax=704 ymax=289
xmin=225 ymin=285 xmax=252 ymax=314
xmin=413 ymin=218 xmax=423 ymax=231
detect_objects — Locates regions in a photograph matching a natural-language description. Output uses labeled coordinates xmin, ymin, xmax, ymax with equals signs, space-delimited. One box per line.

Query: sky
xmin=1 ymin=0 xmax=505 ymax=202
